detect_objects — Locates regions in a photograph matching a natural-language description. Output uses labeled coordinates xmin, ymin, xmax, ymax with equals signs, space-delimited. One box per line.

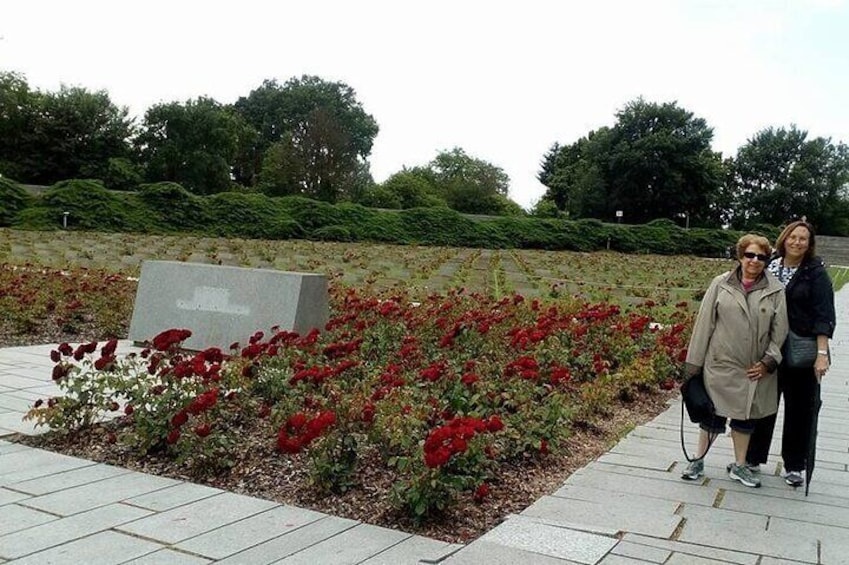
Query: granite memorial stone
xmin=128 ymin=261 xmax=328 ymax=351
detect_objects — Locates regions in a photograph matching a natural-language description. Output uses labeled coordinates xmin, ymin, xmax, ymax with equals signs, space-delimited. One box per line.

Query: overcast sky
xmin=2 ymin=0 xmax=848 ymax=208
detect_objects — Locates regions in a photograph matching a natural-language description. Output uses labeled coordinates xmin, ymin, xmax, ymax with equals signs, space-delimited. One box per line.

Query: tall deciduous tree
xmin=0 ymin=72 xmax=38 ymax=181
xmin=0 ymin=72 xmax=134 ymax=184
xmin=429 ymin=148 xmax=520 ymax=215
xmin=235 ymin=75 xmax=378 ymax=202
xmin=136 ymin=97 xmax=249 ymax=194
xmin=729 ymin=126 xmax=849 ymax=234
xmin=539 ymin=98 xmax=724 ymax=226
xmin=377 ymin=167 xmax=447 ymax=209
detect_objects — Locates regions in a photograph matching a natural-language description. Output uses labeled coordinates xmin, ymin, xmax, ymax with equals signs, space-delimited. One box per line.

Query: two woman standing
xmin=681 ymin=221 xmax=836 ymax=488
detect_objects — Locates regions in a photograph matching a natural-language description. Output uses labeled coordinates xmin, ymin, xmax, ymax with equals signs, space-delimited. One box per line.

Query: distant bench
xmin=128 ymin=261 xmax=329 ymax=351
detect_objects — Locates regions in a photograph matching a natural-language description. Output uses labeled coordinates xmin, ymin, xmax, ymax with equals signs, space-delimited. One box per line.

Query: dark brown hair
xmin=775 ymin=220 xmax=816 ymax=262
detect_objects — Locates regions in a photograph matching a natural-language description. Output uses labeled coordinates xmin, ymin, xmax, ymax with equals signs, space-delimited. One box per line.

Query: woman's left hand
xmin=746 ymin=362 xmax=766 ymax=381
xmin=815 ymin=355 xmax=830 ymax=381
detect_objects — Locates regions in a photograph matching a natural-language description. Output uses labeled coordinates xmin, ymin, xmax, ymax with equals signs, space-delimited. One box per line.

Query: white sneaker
xmin=784 ymin=470 xmax=804 ymax=487
xmin=729 ymin=463 xmax=761 ymax=488
xmin=726 ymin=462 xmax=760 ymax=474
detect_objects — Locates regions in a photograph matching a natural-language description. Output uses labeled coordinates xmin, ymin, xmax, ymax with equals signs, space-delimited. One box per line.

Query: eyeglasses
xmin=743 ymin=252 xmax=769 ymax=262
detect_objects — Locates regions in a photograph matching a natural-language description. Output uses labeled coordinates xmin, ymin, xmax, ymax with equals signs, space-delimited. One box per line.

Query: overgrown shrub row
xmin=1 ymin=178 xmax=745 ymax=256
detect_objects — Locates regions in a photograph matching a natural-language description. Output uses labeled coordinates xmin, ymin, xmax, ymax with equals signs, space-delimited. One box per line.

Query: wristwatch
xmin=817 ymin=350 xmax=829 ymax=356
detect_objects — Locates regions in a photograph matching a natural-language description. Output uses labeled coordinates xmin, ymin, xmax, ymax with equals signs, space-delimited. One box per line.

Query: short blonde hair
xmin=736 ymin=234 xmax=771 ymax=259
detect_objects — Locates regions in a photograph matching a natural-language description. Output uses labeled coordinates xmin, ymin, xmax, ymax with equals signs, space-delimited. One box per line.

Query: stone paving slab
xmin=521 ymin=494 xmax=682 ymax=538
xmin=442 ymin=539 xmax=581 ymax=564
xmin=0 ymin=448 xmax=95 ymax=485
xmin=0 ymin=503 xmax=56 ymax=536
xmin=0 ymin=502 xmax=153 ymax=560
xmin=0 ymin=412 xmax=42 ymax=436
xmin=0 ymin=395 xmax=39 ymax=413
xmin=214 ymin=516 xmax=359 ymax=564
xmin=0 ymin=487 xmax=31 ymax=506
xmin=607 ymin=540 xmax=670 ymax=563
xmin=677 ymin=504 xmax=818 ymax=563
xmin=620 ymin=533 xmax=761 ymax=565
xmin=175 ymin=504 xmax=326 ymax=560
xmin=23 ymin=469 xmax=180 ymax=516
xmin=769 ymin=516 xmax=849 ymax=565
xmin=478 ymin=515 xmax=618 ymax=564
xmin=358 ymin=535 xmax=463 ymax=564
xmin=273 ymin=522 xmax=411 ymax=564
xmin=6 ymin=529 xmax=164 ymax=565
xmin=116 ymin=491 xmax=279 ymax=544
xmin=598 ymin=555 xmax=651 ymax=564
xmin=124 ymin=481 xmax=222 ymax=512
xmin=8 ymin=462 xmax=132 ymax=495
xmin=0 ymin=440 xmax=28 ymax=455
xmin=558 ymin=471 xmax=719 ymax=506
xmin=124 ymin=549 xmax=212 ymax=564
xmin=720 ymin=485 xmax=849 ymax=527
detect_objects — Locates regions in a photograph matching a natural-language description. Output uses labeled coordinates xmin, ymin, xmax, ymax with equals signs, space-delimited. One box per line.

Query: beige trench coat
xmin=685 ymin=269 xmax=788 ymax=421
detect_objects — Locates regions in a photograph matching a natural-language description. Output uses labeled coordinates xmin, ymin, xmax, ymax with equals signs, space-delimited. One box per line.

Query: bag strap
xmin=679 ymin=400 xmax=719 ymax=462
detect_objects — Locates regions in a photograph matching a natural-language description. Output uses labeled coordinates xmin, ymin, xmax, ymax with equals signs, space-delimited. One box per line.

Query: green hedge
xmin=0 ymin=177 xmax=32 ymax=226
xmin=9 ymin=179 xmax=743 ymax=256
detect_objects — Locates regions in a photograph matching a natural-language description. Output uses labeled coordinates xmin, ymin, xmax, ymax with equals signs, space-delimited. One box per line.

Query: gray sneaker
xmin=729 ymin=463 xmax=761 ymax=488
xmin=726 ymin=462 xmax=760 ymax=474
xmin=681 ymin=459 xmax=704 ymax=481
xmin=784 ymin=470 xmax=804 ymax=487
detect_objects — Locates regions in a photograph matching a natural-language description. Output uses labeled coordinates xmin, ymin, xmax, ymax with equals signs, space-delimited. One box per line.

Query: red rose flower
xmin=473 ymin=482 xmax=490 ymax=502
xmin=170 ymin=411 xmax=189 ymax=428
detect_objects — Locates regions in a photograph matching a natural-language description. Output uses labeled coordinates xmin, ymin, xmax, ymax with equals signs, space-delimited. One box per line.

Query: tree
xmin=539 ymin=98 xmax=725 ymax=226
xmin=729 ymin=126 xmax=849 ymax=234
xmin=429 ymin=148 xmax=516 ymax=215
xmin=0 ymin=72 xmax=134 ymax=184
xmin=234 ymin=75 xmax=379 ymax=202
xmin=538 ymin=131 xmax=609 ymax=219
xmin=136 ymin=97 xmax=250 ymax=194
xmin=0 ymin=72 xmax=38 ymax=181
xmin=377 ymin=168 xmax=446 ymax=209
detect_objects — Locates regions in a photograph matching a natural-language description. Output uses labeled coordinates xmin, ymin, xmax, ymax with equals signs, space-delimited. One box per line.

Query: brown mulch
xmin=7 ymin=330 xmax=677 ymax=544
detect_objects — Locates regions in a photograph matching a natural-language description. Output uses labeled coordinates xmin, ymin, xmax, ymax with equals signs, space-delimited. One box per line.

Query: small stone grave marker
xmin=129 ymin=261 xmax=328 ymax=351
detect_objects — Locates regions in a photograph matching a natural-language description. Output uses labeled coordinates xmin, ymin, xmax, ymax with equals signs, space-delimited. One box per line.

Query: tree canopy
xmin=235 ymin=76 xmax=379 ymax=202
xmin=0 ymin=72 xmax=134 ymax=185
xmin=135 ymin=97 xmax=249 ymax=194
xmin=539 ymin=98 xmax=724 ymax=226
xmin=728 ymin=125 xmax=849 ymax=234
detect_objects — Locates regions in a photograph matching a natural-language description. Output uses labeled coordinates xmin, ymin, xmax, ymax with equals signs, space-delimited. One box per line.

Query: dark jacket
xmin=785 ymin=256 xmax=836 ymax=338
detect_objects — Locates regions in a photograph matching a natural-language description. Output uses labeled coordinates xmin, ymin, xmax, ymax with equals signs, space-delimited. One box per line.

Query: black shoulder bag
xmin=680 ymin=371 xmax=718 ymax=461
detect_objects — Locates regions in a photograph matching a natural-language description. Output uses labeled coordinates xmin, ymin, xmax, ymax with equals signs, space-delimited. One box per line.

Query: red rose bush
xmin=26 ymin=286 xmax=692 ymax=519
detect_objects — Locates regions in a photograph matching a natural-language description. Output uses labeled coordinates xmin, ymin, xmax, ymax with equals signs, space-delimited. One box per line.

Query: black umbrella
xmin=805 ymin=378 xmax=823 ymax=496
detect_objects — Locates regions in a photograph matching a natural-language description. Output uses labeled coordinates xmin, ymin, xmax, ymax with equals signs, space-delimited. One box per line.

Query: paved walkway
xmin=1 ymin=286 xmax=847 ymax=564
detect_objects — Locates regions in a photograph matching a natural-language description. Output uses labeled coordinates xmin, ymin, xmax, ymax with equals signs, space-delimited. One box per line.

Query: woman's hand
xmin=814 ymin=354 xmax=830 ymax=381
xmin=746 ymin=362 xmax=767 ymax=381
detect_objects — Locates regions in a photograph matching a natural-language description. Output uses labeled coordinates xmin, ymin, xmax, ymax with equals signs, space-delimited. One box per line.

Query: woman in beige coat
xmin=681 ymin=234 xmax=788 ymax=488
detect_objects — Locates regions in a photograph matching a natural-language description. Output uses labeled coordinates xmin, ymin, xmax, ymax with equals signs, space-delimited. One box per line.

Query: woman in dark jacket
xmin=746 ymin=220 xmax=836 ymax=487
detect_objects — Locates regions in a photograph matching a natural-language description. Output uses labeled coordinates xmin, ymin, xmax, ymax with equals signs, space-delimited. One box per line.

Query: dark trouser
xmin=746 ymin=364 xmax=818 ymax=472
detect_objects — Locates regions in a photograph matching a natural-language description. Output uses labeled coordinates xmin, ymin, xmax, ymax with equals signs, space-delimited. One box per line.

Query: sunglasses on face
xmin=742 ymin=252 xmax=769 ymax=262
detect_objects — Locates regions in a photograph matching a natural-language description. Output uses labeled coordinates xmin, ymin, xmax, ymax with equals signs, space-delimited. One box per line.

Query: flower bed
xmin=26 ymin=286 xmax=691 ymax=524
